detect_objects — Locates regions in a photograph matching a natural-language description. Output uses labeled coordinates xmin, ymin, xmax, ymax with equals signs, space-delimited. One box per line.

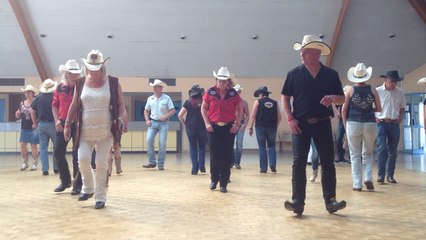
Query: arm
xmin=248 ymin=100 xmax=259 ymax=137
xmin=341 ymin=86 xmax=352 ymax=129
xmin=64 ymin=87 xmax=79 ymax=141
xmin=282 ymin=94 xmax=301 ymax=135
xmin=201 ymin=100 xmax=213 ymax=132
xmin=15 ymin=104 xmax=21 ymax=119
xmin=371 ymin=87 xmax=382 ymax=113
xmin=240 ymin=100 xmax=250 ymax=132
xmin=320 ymin=94 xmax=345 ymax=107
xmin=52 ymin=106 xmax=63 ymax=132
xmin=230 ymin=101 xmax=243 ymax=134
xmin=117 ymin=83 xmax=129 ymax=133
xmin=144 ymin=109 xmax=151 ymax=127
xmin=277 ymin=103 xmax=282 ymax=127
xmin=30 ymin=108 xmax=38 ymax=129
xmin=397 ymin=108 xmax=404 ymax=125
xmin=178 ymin=107 xmax=187 ymax=127
xmin=159 ymin=108 xmax=176 ymax=121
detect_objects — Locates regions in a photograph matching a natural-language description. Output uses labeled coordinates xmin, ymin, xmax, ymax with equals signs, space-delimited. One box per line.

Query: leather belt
xmin=378 ymin=118 xmax=398 ymax=123
xmin=211 ymin=121 xmax=232 ymax=127
xmin=303 ymin=116 xmax=330 ymax=124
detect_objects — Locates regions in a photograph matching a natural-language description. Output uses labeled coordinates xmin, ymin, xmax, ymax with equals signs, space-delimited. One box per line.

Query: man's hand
xmin=288 ymin=119 xmax=301 ymax=135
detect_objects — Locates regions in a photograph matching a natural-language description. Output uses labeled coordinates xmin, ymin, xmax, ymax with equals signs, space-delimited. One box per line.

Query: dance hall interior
xmin=0 ymin=0 xmax=425 ymax=239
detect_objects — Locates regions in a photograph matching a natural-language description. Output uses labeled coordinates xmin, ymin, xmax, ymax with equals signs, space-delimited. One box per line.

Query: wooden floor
xmin=1 ymin=151 xmax=425 ymax=240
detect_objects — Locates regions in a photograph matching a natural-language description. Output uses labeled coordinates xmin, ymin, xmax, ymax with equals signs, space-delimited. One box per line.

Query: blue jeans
xmin=291 ymin=119 xmax=336 ymax=203
xmin=186 ymin=127 xmax=207 ymax=174
xmin=255 ymin=127 xmax=277 ymax=172
xmin=376 ymin=122 xmax=400 ymax=178
xmin=146 ymin=121 xmax=169 ymax=167
xmin=38 ymin=121 xmax=57 ymax=172
xmin=335 ymin=118 xmax=346 ymax=160
xmin=234 ymin=129 xmax=245 ymax=165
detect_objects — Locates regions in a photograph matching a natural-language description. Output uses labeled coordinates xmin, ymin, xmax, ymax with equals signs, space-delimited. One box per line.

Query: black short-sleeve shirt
xmin=281 ymin=63 xmax=343 ymax=119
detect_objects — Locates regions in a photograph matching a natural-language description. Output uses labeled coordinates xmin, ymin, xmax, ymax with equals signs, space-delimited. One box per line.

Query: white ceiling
xmin=0 ymin=0 xmax=425 ymax=79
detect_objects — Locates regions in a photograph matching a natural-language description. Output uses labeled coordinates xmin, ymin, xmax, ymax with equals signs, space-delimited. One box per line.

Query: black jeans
xmin=335 ymin=118 xmax=346 ymax=160
xmin=291 ymin=119 xmax=336 ymax=204
xmin=54 ymin=121 xmax=81 ymax=187
xmin=208 ymin=124 xmax=236 ymax=187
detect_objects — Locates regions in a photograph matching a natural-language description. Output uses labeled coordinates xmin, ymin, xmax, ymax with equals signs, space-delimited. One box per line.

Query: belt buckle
xmin=217 ymin=122 xmax=225 ymax=126
xmin=306 ymin=118 xmax=318 ymax=124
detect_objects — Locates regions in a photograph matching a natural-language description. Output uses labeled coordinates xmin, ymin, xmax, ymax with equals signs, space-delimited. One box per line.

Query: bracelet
xmin=249 ymin=127 xmax=253 ymax=130
xmin=65 ymin=120 xmax=72 ymax=124
xmin=287 ymin=116 xmax=295 ymax=122
xmin=64 ymin=125 xmax=71 ymax=128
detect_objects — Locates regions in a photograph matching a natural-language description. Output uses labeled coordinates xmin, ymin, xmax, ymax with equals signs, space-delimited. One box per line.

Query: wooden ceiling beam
xmin=326 ymin=0 xmax=350 ymax=67
xmin=9 ymin=0 xmax=48 ymax=81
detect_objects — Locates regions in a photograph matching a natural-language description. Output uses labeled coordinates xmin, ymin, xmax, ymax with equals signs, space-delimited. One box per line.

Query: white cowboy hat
xmin=81 ymin=50 xmax=110 ymax=71
xmin=21 ymin=84 xmax=39 ymax=95
xmin=39 ymin=79 xmax=58 ymax=93
xmin=347 ymin=63 xmax=372 ymax=83
xmin=293 ymin=35 xmax=332 ymax=56
xmin=149 ymin=79 xmax=167 ymax=88
xmin=213 ymin=66 xmax=231 ymax=80
xmin=233 ymin=84 xmax=243 ymax=92
xmin=417 ymin=77 xmax=426 ymax=85
xmin=58 ymin=59 xmax=82 ymax=74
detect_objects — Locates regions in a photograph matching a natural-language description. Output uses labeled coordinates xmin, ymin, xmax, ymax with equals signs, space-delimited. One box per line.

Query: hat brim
xmin=293 ymin=41 xmax=332 ymax=56
xmin=213 ymin=71 xmax=230 ymax=80
xmin=347 ymin=66 xmax=372 ymax=83
xmin=81 ymin=57 xmax=110 ymax=71
xmin=417 ymin=77 xmax=426 ymax=85
xmin=39 ymin=82 xmax=58 ymax=93
xmin=380 ymin=75 xmax=404 ymax=81
xmin=254 ymin=89 xmax=271 ymax=97
xmin=21 ymin=87 xmax=39 ymax=95
xmin=150 ymin=83 xmax=166 ymax=88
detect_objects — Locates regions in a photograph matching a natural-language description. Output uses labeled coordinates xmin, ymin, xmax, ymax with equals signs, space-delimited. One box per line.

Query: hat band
xmin=217 ymin=75 xmax=229 ymax=78
xmin=353 ymin=72 xmax=368 ymax=79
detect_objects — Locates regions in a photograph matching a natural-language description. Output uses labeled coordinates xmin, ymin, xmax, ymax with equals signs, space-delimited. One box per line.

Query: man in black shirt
xmin=281 ymin=35 xmax=346 ymax=215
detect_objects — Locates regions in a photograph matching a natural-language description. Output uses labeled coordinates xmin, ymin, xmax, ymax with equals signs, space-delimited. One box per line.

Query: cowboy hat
xmin=58 ymin=59 xmax=82 ymax=74
xmin=188 ymin=84 xmax=204 ymax=97
xmin=21 ymin=84 xmax=39 ymax=95
xmin=293 ymin=35 xmax=332 ymax=56
xmin=254 ymin=86 xmax=271 ymax=97
xmin=417 ymin=77 xmax=426 ymax=85
xmin=149 ymin=79 xmax=167 ymax=88
xmin=81 ymin=50 xmax=110 ymax=71
xmin=347 ymin=63 xmax=372 ymax=83
xmin=39 ymin=79 xmax=58 ymax=93
xmin=213 ymin=67 xmax=231 ymax=80
xmin=233 ymin=84 xmax=243 ymax=92
xmin=380 ymin=70 xmax=404 ymax=81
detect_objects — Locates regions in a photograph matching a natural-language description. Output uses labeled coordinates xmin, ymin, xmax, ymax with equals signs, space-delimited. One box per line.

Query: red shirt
xmin=52 ymin=83 xmax=74 ymax=120
xmin=203 ymin=86 xmax=241 ymax=123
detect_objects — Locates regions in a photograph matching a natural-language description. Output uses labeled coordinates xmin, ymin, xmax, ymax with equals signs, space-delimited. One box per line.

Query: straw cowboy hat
xmin=21 ymin=84 xmax=39 ymax=95
xmin=347 ymin=63 xmax=372 ymax=83
xmin=254 ymin=86 xmax=271 ymax=97
xmin=150 ymin=79 xmax=167 ymax=88
xmin=380 ymin=70 xmax=404 ymax=82
xmin=233 ymin=84 xmax=243 ymax=92
xmin=213 ymin=67 xmax=231 ymax=80
xmin=39 ymin=79 xmax=58 ymax=93
xmin=58 ymin=59 xmax=82 ymax=74
xmin=417 ymin=77 xmax=426 ymax=85
xmin=293 ymin=35 xmax=332 ymax=56
xmin=188 ymin=84 xmax=204 ymax=97
xmin=81 ymin=50 xmax=110 ymax=71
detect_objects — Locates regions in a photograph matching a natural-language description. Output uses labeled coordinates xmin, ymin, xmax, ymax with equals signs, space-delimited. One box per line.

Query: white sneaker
xmin=31 ymin=164 xmax=38 ymax=171
xmin=310 ymin=169 xmax=318 ymax=182
xmin=20 ymin=163 xmax=29 ymax=171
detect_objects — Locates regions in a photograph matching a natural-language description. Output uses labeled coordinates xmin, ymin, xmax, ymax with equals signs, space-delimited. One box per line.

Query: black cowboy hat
xmin=380 ymin=70 xmax=404 ymax=82
xmin=254 ymin=86 xmax=271 ymax=97
xmin=188 ymin=84 xmax=204 ymax=97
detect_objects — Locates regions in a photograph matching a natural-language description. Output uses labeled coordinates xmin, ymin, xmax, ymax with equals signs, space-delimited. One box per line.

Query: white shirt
xmin=145 ymin=93 xmax=175 ymax=121
xmin=375 ymin=83 xmax=405 ymax=120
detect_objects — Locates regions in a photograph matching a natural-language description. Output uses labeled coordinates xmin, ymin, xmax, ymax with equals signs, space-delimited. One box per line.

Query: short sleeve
xmin=144 ymin=98 xmax=151 ymax=111
xmin=167 ymin=96 xmax=175 ymax=110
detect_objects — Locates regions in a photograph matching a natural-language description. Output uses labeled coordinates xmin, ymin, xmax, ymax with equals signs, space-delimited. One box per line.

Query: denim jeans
xmin=308 ymin=139 xmax=319 ymax=171
xmin=346 ymin=121 xmax=376 ymax=188
xmin=291 ymin=119 xmax=336 ymax=203
xmin=335 ymin=118 xmax=346 ymax=160
xmin=186 ymin=127 xmax=207 ymax=174
xmin=146 ymin=120 xmax=169 ymax=167
xmin=54 ymin=121 xmax=80 ymax=186
xmin=234 ymin=128 xmax=245 ymax=165
xmin=255 ymin=127 xmax=277 ymax=172
xmin=376 ymin=122 xmax=400 ymax=178
xmin=38 ymin=121 xmax=57 ymax=172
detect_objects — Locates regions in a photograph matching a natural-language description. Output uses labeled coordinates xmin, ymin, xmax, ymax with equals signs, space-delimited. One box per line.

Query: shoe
xmin=220 ymin=186 xmax=227 ymax=193
xmin=20 ymin=163 xmax=28 ymax=171
xmin=387 ymin=176 xmax=397 ymax=184
xmin=42 ymin=171 xmax=49 ymax=176
xmin=30 ymin=164 xmax=37 ymax=171
xmin=271 ymin=166 xmax=277 ymax=173
xmin=352 ymin=187 xmax=362 ymax=191
xmin=260 ymin=170 xmax=267 ymax=173
xmin=78 ymin=193 xmax=94 ymax=201
xmin=54 ymin=169 xmax=59 ymax=174
xmin=325 ymin=199 xmax=346 ymax=214
xmin=158 ymin=166 xmax=164 ymax=170
xmin=334 ymin=159 xmax=341 ymax=164
xmin=116 ymin=169 xmax=123 ymax=175
xmin=191 ymin=171 xmax=198 ymax=175
xmin=364 ymin=181 xmax=374 ymax=190
xmin=235 ymin=164 xmax=241 ymax=169
xmin=310 ymin=169 xmax=318 ymax=182
xmin=200 ymin=168 xmax=206 ymax=173
xmin=71 ymin=188 xmax=81 ymax=195
xmin=284 ymin=200 xmax=304 ymax=216
xmin=54 ymin=183 xmax=72 ymax=192
xmin=143 ymin=163 xmax=156 ymax=168
xmin=209 ymin=182 xmax=218 ymax=190
xmin=377 ymin=176 xmax=385 ymax=183
xmin=95 ymin=201 xmax=105 ymax=209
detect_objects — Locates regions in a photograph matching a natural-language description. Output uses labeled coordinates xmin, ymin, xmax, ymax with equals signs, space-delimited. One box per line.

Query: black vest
xmin=255 ymin=97 xmax=278 ymax=128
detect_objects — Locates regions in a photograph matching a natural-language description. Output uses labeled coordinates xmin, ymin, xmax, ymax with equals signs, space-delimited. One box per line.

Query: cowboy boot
xmin=31 ymin=156 xmax=38 ymax=171
xmin=20 ymin=158 xmax=29 ymax=171
xmin=115 ymin=156 xmax=122 ymax=174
